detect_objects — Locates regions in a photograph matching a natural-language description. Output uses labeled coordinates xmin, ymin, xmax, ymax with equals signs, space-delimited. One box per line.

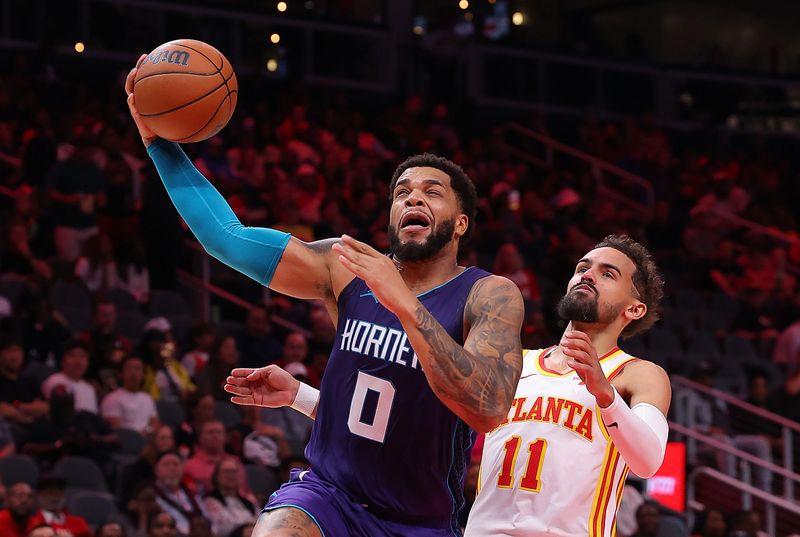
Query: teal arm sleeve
xmin=146 ymin=138 xmax=290 ymax=286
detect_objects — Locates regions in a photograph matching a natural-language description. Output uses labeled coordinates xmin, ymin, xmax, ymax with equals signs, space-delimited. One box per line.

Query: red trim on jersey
xmin=599 ymin=450 xmax=622 ymax=536
xmin=610 ymin=467 xmax=630 ymax=537
xmin=538 ymin=346 xmax=622 ymax=376
xmin=591 ymin=447 xmax=618 ymax=535
xmin=606 ymin=357 xmax=641 ymax=381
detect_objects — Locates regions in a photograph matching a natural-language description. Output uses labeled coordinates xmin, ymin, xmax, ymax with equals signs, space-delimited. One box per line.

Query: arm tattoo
xmin=304 ymin=238 xmax=340 ymax=255
xmin=413 ymin=277 xmax=523 ymax=430
xmin=256 ymin=507 xmax=321 ymax=537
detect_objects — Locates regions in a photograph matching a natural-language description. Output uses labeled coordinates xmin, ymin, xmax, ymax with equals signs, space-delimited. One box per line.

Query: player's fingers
xmin=230 ymin=396 xmax=255 ymax=406
xmin=332 ymin=241 xmax=363 ymax=263
xmin=224 ymin=384 xmax=252 ymax=396
xmin=562 ymin=346 xmax=591 ymax=363
xmin=232 ymin=367 xmax=257 ymax=377
xmin=136 ymin=53 xmax=147 ymax=69
xmin=341 ymin=234 xmax=374 ymax=255
xmin=125 ymin=67 xmax=137 ymax=94
xmin=245 ymin=364 xmax=280 ymax=381
xmin=336 ymin=254 xmax=365 ymax=277
xmin=565 ymin=330 xmax=592 ymax=343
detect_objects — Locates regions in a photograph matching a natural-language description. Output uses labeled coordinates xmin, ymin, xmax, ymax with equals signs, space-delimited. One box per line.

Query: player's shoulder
xmin=466 ymin=274 xmax=524 ymax=304
xmin=614 ymin=357 xmax=668 ymax=383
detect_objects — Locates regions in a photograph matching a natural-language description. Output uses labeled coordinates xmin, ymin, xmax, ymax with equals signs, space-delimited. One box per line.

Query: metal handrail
xmin=506 ymin=123 xmax=656 ymax=204
xmin=671 ymin=376 xmax=800 ymax=434
xmin=687 ymin=467 xmax=800 ymax=537
xmin=669 ymin=422 xmax=800 ymax=483
xmin=502 ymin=123 xmax=655 ymax=218
xmin=695 ymin=206 xmax=800 ymax=248
xmin=176 ymin=268 xmax=312 ymax=337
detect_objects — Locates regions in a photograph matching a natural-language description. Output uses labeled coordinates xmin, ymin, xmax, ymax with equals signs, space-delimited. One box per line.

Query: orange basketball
xmin=133 ymin=39 xmax=238 ymax=143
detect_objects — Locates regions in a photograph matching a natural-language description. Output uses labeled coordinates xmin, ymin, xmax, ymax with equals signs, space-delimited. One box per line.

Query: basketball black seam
xmin=174 ymin=92 xmax=231 ymax=142
xmin=171 ymin=43 xmax=235 ymax=124
xmin=218 ymin=51 xmax=234 ymax=119
xmin=171 ymin=42 xmax=224 ymax=71
xmin=135 ymin=70 xmax=219 ymax=82
xmin=138 ymin=78 xmax=229 ymax=117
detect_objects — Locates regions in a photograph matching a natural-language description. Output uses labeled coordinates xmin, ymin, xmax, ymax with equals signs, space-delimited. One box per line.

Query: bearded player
xmin=466 ymin=235 xmax=670 ymax=537
xmin=125 ymin=59 xmax=523 ymax=537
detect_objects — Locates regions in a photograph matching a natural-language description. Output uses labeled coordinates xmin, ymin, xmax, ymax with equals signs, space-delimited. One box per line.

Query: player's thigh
xmin=252 ymin=507 xmax=323 ymax=537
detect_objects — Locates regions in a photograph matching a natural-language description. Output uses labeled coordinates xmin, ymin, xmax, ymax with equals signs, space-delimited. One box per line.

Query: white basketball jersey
xmin=465 ymin=347 xmax=639 ymax=537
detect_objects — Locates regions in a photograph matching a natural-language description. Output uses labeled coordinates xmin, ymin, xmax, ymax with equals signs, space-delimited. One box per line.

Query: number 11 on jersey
xmin=497 ymin=436 xmax=548 ymax=492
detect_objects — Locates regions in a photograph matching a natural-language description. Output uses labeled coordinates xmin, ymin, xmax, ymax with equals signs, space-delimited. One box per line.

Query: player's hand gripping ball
xmin=132 ymin=39 xmax=238 ymax=143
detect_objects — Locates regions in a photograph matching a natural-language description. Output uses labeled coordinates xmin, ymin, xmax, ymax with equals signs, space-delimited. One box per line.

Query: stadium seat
xmin=245 ymin=464 xmax=279 ymax=497
xmin=0 ymin=454 xmax=39 ymax=487
xmin=214 ymin=401 xmax=242 ymax=428
xmin=59 ymin=306 xmax=92 ymax=333
xmin=55 ymin=456 xmax=109 ymax=492
xmin=51 ymin=280 xmax=91 ymax=311
xmin=67 ymin=490 xmax=118 ymax=528
xmin=723 ymin=334 xmax=759 ymax=360
xmin=156 ymin=399 xmax=186 ymax=427
xmin=168 ymin=314 xmax=194 ymax=343
xmin=675 ymin=288 xmax=706 ymax=310
xmin=687 ymin=333 xmax=721 ymax=357
xmin=117 ymin=311 xmax=147 ymax=341
xmin=150 ymin=290 xmax=191 ymax=317
xmin=0 ymin=278 xmax=26 ymax=306
xmin=105 ymin=288 xmax=140 ymax=313
xmin=115 ymin=428 xmax=146 ymax=457
xmin=620 ymin=336 xmax=646 ymax=357
xmin=218 ymin=320 xmax=244 ymax=337
xmin=21 ymin=360 xmax=56 ymax=387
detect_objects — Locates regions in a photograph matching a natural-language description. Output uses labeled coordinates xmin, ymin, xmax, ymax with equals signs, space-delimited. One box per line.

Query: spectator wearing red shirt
xmin=0 ymin=482 xmax=36 ymax=537
xmin=28 ymin=476 xmax=90 ymax=537
xmin=184 ymin=420 xmax=251 ymax=499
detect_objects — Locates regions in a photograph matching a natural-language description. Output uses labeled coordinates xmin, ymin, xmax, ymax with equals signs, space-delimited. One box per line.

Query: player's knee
xmin=252 ymin=508 xmax=322 ymax=537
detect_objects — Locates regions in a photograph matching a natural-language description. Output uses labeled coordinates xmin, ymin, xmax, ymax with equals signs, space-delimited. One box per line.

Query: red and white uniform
xmin=466 ymin=347 xmax=639 ymax=537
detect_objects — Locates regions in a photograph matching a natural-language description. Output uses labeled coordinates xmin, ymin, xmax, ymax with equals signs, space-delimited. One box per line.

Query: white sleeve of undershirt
xmin=599 ymin=388 xmax=669 ymax=478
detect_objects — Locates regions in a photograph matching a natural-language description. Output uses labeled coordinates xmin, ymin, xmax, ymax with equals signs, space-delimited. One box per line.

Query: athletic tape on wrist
xmin=290 ymin=382 xmax=319 ymax=417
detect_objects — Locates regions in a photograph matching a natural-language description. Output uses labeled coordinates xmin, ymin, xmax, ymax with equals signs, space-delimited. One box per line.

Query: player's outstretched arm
xmin=224 ymin=365 xmax=320 ymax=419
xmin=125 ymin=56 xmax=339 ymax=301
xmin=408 ymin=276 xmax=524 ymax=433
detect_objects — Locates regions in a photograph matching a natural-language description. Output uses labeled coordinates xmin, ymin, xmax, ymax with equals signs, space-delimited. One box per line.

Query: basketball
xmin=133 ymin=39 xmax=238 ymax=143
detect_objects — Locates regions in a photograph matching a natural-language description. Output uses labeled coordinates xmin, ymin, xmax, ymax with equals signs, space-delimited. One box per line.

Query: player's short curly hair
xmin=389 ymin=154 xmax=478 ymax=247
xmin=594 ymin=235 xmax=665 ymax=338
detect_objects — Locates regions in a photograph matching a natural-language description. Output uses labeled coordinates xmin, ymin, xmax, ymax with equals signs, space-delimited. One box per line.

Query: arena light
xmin=270 ymin=33 xmax=281 ymax=44
xmin=512 ymin=11 xmax=524 ymax=25
xmin=459 ymin=0 xmax=469 ymax=10
xmin=74 ymin=42 xmax=85 ymax=53
xmin=277 ymin=1 xmax=287 ymax=12
xmin=267 ymin=59 xmax=279 ymax=72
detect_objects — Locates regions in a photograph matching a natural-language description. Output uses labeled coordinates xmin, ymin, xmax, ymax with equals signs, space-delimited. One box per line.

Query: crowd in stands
xmin=0 ymin=49 xmax=798 ymax=536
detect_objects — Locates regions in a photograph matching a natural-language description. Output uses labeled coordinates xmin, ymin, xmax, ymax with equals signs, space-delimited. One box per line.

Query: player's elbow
xmin=468 ymin=413 xmax=506 ymax=434
xmin=626 ymin=451 xmax=665 ymax=479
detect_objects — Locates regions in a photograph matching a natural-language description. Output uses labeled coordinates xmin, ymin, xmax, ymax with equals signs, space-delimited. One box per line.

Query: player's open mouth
xmin=400 ymin=211 xmax=432 ymax=232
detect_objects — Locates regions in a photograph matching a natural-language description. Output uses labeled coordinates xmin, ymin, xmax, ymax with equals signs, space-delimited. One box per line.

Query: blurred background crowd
xmin=2 ymin=1 xmax=800 ymax=536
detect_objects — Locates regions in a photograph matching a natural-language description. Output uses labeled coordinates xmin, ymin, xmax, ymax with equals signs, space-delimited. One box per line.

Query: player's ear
xmin=625 ymin=301 xmax=646 ymax=322
xmin=454 ymin=213 xmax=468 ymax=239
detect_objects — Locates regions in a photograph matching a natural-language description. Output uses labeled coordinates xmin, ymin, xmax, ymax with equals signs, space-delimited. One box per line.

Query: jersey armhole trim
xmin=262 ymin=504 xmax=327 ymax=537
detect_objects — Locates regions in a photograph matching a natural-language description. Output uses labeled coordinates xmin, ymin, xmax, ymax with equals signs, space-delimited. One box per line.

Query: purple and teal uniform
xmin=265 ymin=268 xmax=491 ymax=537
xmin=143 ymin=140 xmax=490 ymax=537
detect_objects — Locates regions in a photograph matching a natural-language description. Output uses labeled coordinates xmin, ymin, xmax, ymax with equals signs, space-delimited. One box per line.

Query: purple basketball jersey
xmin=305 ymin=267 xmax=491 ymax=531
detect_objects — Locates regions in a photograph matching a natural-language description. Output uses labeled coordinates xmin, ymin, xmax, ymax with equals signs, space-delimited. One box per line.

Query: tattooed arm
xmin=397 ymin=275 xmax=524 ymax=433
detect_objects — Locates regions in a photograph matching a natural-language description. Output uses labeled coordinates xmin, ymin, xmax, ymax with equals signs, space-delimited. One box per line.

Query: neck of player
xmin=551 ymin=321 xmax=619 ymax=370
xmin=394 ymin=248 xmax=463 ymax=295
